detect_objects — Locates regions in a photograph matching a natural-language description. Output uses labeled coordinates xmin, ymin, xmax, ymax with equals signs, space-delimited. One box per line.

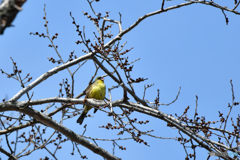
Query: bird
xmin=76 ymin=76 xmax=106 ymax=125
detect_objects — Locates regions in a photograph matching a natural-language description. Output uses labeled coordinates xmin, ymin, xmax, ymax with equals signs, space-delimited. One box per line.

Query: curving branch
xmin=0 ymin=146 xmax=18 ymax=160
xmin=0 ymin=101 xmax=121 ymax=160
xmin=9 ymin=53 xmax=92 ymax=102
xmin=1 ymin=0 xmax=240 ymax=159
xmin=103 ymin=0 xmax=240 ymax=49
xmin=0 ymin=97 xmax=236 ymax=160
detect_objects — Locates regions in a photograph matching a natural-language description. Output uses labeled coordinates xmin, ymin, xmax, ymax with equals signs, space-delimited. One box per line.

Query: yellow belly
xmin=84 ymin=81 xmax=106 ymax=113
xmin=88 ymin=82 xmax=106 ymax=100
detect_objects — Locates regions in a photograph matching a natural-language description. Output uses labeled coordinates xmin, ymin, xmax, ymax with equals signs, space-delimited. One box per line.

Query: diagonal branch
xmin=0 ymin=102 xmax=121 ymax=160
xmin=92 ymin=56 xmax=148 ymax=106
xmin=0 ymin=0 xmax=26 ymax=34
xmin=103 ymin=1 xmax=240 ymax=50
xmin=0 ymin=97 xmax=234 ymax=159
xmin=9 ymin=53 xmax=92 ymax=102
xmin=0 ymin=146 xmax=18 ymax=160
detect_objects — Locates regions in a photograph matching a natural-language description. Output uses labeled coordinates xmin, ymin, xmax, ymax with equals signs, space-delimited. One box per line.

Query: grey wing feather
xmin=84 ymin=82 xmax=94 ymax=98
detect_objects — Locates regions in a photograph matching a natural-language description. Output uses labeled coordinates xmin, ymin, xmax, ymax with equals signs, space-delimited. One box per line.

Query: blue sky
xmin=1 ymin=0 xmax=240 ymax=159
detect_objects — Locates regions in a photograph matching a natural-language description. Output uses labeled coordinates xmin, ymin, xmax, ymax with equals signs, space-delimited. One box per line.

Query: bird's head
xmin=95 ymin=76 xmax=104 ymax=82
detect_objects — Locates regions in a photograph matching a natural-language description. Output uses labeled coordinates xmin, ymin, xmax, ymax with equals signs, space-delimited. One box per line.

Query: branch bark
xmin=0 ymin=146 xmax=18 ymax=160
xmin=0 ymin=0 xmax=26 ymax=34
xmin=9 ymin=53 xmax=92 ymax=102
xmin=0 ymin=100 xmax=121 ymax=160
xmin=0 ymin=97 xmax=233 ymax=160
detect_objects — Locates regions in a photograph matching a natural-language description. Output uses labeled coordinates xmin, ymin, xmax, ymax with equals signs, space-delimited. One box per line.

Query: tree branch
xmin=0 ymin=0 xmax=26 ymax=34
xmin=9 ymin=53 xmax=92 ymax=102
xmin=0 ymin=146 xmax=18 ymax=160
xmin=0 ymin=101 xmax=121 ymax=160
xmin=0 ymin=97 xmax=234 ymax=159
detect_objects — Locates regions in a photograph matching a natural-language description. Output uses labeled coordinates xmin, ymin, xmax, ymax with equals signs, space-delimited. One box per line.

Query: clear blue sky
xmin=1 ymin=0 xmax=240 ymax=159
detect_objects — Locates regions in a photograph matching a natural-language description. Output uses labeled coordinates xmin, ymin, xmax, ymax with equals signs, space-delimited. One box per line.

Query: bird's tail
xmin=77 ymin=111 xmax=87 ymax=125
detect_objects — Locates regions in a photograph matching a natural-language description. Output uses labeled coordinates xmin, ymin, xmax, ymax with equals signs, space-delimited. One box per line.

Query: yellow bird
xmin=77 ymin=76 xmax=106 ymax=125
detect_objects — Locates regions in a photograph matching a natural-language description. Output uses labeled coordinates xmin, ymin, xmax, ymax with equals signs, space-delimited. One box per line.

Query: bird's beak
xmin=101 ymin=77 xmax=104 ymax=81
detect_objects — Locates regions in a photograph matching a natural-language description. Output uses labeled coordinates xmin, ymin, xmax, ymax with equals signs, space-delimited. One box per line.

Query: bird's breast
xmin=89 ymin=82 xmax=106 ymax=100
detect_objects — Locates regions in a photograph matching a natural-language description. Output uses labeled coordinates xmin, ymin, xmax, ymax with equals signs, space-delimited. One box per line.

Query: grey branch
xmin=0 ymin=97 xmax=234 ymax=159
xmin=103 ymin=1 xmax=239 ymax=49
xmin=9 ymin=53 xmax=92 ymax=102
xmin=0 ymin=0 xmax=26 ymax=34
xmin=0 ymin=146 xmax=19 ymax=160
xmin=0 ymin=100 xmax=121 ymax=160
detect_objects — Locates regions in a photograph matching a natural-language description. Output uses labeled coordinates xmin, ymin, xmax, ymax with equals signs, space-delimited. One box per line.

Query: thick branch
xmin=0 ymin=102 xmax=120 ymax=160
xmin=0 ymin=146 xmax=18 ymax=160
xmin=0 ymin=97 xmax=232 ymax=159
xmin=0 ymin=0 xmax=26 ymax=34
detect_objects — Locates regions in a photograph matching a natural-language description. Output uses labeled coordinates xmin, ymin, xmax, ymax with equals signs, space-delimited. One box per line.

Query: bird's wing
xmin=85 ymin=82 xmax=95 ymax=98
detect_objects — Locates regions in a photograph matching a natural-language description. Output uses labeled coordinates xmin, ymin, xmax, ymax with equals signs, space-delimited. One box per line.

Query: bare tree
xmin=1 ymin=0 xmax=240 ymax=160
